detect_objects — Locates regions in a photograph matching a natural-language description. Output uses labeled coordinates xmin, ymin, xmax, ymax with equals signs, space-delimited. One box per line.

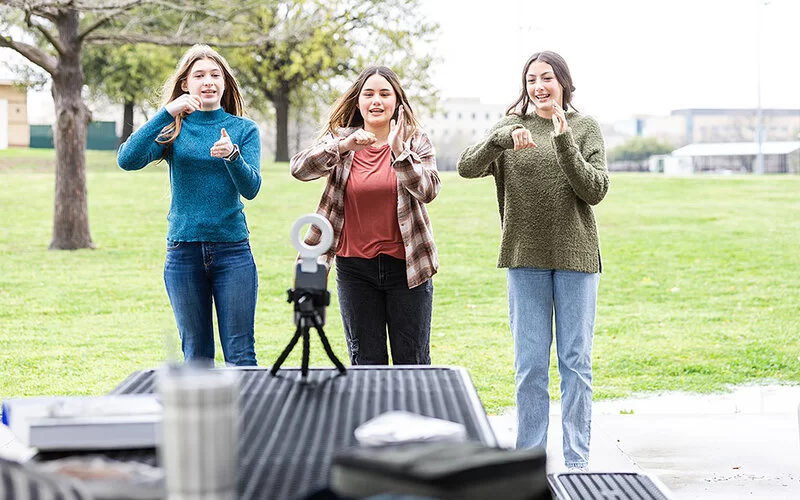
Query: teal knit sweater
xmin=457 ymin=112 xmax=608 ymax=273
xmin=117 ymin=107 xmax=261 ymax=242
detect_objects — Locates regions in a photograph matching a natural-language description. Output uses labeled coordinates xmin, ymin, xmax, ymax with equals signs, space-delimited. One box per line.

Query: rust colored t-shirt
xmin=337 ymin=144 xmax=405 ymax=260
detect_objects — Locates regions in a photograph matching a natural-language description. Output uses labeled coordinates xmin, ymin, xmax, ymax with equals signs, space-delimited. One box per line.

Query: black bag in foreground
xmin=329 ymin=441 xmax=551 ymax=500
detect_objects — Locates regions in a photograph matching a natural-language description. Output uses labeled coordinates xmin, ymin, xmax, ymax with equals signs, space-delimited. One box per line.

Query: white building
xmin=670 ymin=141 xmax=800 ymax=174
xmin=421 ymin=98 xmax=507 ymax=171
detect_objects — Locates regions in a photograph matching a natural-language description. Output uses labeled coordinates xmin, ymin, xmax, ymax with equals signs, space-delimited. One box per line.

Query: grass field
xmin=1 ymin=148 xmax=799 ymax=413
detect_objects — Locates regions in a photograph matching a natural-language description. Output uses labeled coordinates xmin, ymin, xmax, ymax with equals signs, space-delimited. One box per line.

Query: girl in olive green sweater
xmin=457 ymin=50 xmax=609 ymax=471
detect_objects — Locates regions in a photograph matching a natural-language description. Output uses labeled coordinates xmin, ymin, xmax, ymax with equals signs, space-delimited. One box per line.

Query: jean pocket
xmin=167 ymin=240 xmax=183 ymax=251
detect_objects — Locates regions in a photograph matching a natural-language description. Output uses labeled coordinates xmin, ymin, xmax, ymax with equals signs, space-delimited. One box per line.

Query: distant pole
xmin=754 ymin=0 xmax=769 ymax=174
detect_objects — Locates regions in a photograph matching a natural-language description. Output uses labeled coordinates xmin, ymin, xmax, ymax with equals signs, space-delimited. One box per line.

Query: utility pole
xmin=754 ymin=0 xmax=770 ymax=174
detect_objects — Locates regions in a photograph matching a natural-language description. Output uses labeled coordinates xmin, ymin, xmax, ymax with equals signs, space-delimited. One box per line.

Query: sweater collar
xmin=527 ymin=110 xmax=576 ymax=123
xmin=184 ymin=107 xmax=228 ymax=125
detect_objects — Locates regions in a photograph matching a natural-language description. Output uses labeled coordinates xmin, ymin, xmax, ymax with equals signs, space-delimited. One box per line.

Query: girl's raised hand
xmin=388 ymin=105 xmax=405 ymax=155
xmin=552 ymin=100 xmax=568 ymax=134
xmin=165 ymin=94 xmax=202 ymax=117
xmin=211 ymin=128 xmax=234 ymax=158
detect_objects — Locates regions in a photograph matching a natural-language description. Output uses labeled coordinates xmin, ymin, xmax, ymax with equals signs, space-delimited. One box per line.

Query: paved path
xmin=490 ymin=384 xmax=800 ymax=499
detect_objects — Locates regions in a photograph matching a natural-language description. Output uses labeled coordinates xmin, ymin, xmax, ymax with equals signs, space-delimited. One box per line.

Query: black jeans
xmin=335 ymin=254 xmax=433 ymax=365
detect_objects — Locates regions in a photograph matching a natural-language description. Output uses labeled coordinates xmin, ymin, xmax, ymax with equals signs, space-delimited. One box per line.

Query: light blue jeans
xmin=164 ymin=240 xmax=258 ymax=367
xmin=508 ymin=267 xmax=599 ymax=468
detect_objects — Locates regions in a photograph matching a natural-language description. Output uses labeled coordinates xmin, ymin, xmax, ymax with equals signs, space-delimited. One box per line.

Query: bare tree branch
xmin=85 ymin=32 xmax=276 ymax=47
xmin=78 ymin=1 xmax=145 ymax=40
xmin=23 ymin=9 xmax=65 ymax=55
xmin=75 ymin=0 xmax=144 ymax=11
xmin=0 ymin=35 xmax=58 ymax=75
xmin=1 ymin=0 xmax=61 ymax=17
xmin=146 ymin=0 xmax=231 ymax=24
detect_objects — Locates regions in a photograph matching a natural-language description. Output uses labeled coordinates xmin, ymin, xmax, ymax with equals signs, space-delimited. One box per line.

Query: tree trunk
xmin=120 ymin=100 xmax=134 ymax=144
xmin=295 ymin=112 xmax=301 ymax=153
xmin=273 ymin=80 xmax=290 ymax=162
xmin=49 ymin=9 xmax=94 ymax=250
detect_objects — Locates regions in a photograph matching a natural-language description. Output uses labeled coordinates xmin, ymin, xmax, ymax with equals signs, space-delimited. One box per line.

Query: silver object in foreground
xmin=158 ymin=368 xmax=239 ymax=500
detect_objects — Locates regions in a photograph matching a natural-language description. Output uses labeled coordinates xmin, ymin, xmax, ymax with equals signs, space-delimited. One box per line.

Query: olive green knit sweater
xmin=457 ymin=111 xmax=609 ymax=273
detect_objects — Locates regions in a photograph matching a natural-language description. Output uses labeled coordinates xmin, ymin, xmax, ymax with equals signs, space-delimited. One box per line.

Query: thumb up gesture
xmin=211 ymin=128 xmax=234 ymax=158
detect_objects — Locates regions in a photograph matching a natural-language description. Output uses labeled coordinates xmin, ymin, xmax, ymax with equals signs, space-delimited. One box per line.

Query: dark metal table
xmin=548 ymin=472 xmax=674 ymax=500
xmin=90 ymin=366 xmax=497 ymax=500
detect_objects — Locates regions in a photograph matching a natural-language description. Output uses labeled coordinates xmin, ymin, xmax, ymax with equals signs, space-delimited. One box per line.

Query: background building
xmin=611 ymin=109 xmax=800 ymax=173
xmin=632 ymin=108 xmax=800 ymax=147
xmin=0 ymin=81 xmax=29 ymax=148
xmin=669 ymin=141 xmax=800 ymax=174
xmin=422 ymin=98 xmax=507 ymax=171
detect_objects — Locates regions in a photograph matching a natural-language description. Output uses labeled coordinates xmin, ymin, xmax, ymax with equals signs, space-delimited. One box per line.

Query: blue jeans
xmin=507 ymin=267 xmax=599 ymax=468
xmin=164 ymin=240 xmax=258 ymax=366
xmin=335 ymin=255 xmax=433 ymax=365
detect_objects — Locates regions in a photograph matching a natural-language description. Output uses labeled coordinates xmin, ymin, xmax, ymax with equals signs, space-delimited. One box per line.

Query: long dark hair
xmin=321 ymin=65 xmax=419 ymax=140
xmin=506 ymin=50 xmax=577 ymax=116
xmin=157 ymin=44 xmax=246 ymax=152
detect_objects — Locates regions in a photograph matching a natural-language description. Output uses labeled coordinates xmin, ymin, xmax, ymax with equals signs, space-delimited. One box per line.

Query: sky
xmin=3 ymin=0 xmax=799 ymax=125
xmin=422 ymin=0 xmax=800 ymax=122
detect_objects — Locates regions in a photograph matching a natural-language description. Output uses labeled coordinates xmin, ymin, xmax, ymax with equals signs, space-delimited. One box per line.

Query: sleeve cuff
xmin=323 ymin=136 xmax=348 ymax=163
xmin=493 ymin=124 xmax=524 ymax=150
xmin=154 ymin=107 xmax=177 ymax=127
xmin=552 ymin=128 xmax=577 ymax=154
xmin=391 ymin=143 xmax=418 ymax=165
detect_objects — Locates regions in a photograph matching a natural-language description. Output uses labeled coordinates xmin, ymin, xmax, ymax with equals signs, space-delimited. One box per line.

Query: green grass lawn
xmin=1 ymin=148 xmax=799 ymax=413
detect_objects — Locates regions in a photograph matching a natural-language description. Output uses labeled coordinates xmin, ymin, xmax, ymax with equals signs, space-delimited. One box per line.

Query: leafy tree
xmin=0 ymin=0 xmax=439 ymax=249
xmin=229 ymin=0 xmax=439 ymax=162
xmin=82 ymin=44 xmax=178 ymax=143
xmin=608 ymin=136 xmax=674 ymax=163
xmin=0 ymin=0 xmax=269 ymax=249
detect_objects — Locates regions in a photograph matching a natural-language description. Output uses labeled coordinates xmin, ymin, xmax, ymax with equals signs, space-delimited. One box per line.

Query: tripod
xmin=270 ymin=288 xmax=346 ymax=380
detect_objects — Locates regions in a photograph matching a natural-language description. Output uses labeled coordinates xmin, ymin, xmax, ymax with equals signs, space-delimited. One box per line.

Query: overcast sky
xmin=3 ymin=0 xmax=799 ymax=125
xmin=423 ymin=0 xmax=800 ymax=122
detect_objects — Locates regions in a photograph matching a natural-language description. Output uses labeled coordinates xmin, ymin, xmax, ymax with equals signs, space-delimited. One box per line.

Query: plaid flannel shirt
xmin=290 ymin=127 xmax=440 ymax=289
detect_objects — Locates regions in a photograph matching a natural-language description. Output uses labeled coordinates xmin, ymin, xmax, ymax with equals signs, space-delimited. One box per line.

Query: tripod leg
xmin=271 ymin=324 xmax=303 ymax=376
xmin=301 ymin=321 xmax=310 ymax=380
xmin=311 ymin=314 xmax=347 ymax=374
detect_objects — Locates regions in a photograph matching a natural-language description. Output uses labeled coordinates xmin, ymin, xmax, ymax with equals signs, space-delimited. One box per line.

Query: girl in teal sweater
xmin=117 ymin=45 xmax=262 ymax=366
xmin=458 ymin=51 xmax=609 ymax=471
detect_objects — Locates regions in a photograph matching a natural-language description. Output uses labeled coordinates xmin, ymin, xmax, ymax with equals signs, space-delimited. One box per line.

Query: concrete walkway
xmin=489 ymin=384 xmax=800 ymax=499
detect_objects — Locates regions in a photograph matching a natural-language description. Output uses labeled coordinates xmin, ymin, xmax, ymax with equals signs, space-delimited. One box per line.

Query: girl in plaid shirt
xmin=290 ymin=66 xmax=440 ymax=365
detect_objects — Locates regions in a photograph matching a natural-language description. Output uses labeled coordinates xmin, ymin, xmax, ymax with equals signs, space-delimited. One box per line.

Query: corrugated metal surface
xmin=0 ymin=457 xmax=92 ymax=500
xmin=43 ymin=367 xmax=496 ymax=500
xmin=549 ymin=472 xmax=672 ymax=500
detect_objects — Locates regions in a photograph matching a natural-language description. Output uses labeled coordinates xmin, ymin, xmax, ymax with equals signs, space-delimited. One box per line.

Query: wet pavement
xmin=490 ymin=384 xmax=800 ymax=499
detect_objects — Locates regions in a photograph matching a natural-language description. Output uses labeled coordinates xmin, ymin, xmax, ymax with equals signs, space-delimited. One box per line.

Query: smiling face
xmin=525 ymin=60 xmax=564 ymax=118
xmin=181 ymin=58 xmax=225 ymax=111
xmin=357 ymin=73 xmax=397 ymax=132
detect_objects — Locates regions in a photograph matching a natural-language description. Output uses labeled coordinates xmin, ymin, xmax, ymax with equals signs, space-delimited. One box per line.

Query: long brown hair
xmin=506 ymin=51 xmax=577 ymax=117
xmin=157 ymin=44 xmax=246 ymax=151
xmin=321 ymin=65 xmax=419 ymax=140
